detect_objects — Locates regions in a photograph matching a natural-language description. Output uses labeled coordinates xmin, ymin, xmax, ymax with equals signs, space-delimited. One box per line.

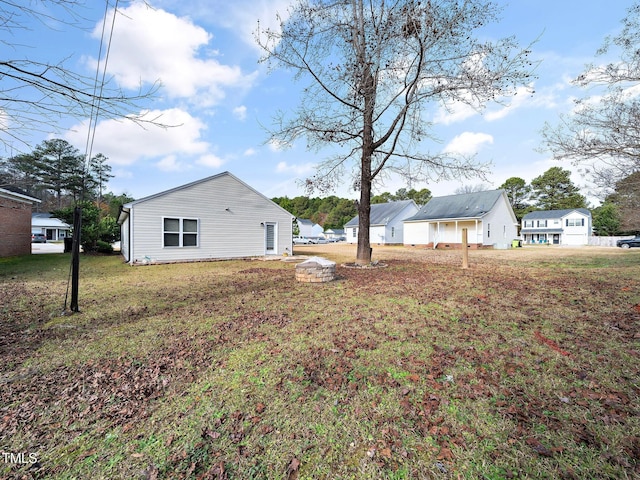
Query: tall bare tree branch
xmin=257 ymin=0 xmax=536 ymax=263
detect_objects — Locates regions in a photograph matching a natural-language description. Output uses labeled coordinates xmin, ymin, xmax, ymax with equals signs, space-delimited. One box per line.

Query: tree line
xmin=0 ymin=138 xmax=134 ymax=252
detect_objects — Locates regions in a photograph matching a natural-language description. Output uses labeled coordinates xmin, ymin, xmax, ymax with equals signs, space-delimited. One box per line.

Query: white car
xmin=293 ymin=236 xmax=311 ymax=244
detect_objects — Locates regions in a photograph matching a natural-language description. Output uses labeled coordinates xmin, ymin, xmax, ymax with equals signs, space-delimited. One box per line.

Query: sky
xmin=2 ymin=0 xmax=633 ymax=205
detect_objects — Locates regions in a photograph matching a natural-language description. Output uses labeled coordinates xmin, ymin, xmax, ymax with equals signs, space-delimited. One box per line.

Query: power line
xmin=64 ymin=0 xmax=120 ymax=313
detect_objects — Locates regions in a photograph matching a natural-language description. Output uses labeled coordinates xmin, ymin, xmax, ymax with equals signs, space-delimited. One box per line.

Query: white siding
xmin=125 ymin=174 xmax=292 ymax=264
xmin=346 ymin=227 xmax=358 ymax=244
xmin=561 ymin=213 xmax=590 ymax=245
xmin=403 ymin=194 xmax=516 ymax=247
xmin=404 ymin=221 xmax=431 ymax=245
xmin=370 ymin=225 xmax=386 ymax=244
xmin=483 ymin=196 xmax=517 ymax=248
xmin=384 ymin=203 xmax=418 ymax=244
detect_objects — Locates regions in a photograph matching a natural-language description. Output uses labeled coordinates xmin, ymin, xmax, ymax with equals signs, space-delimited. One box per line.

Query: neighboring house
xmin=345 ymin=200 xmax=419 ymax=244
xmin=117 ymin=172 xmax=294 ymax=265
xmin=296 ymin=218 xmax=324 ymax=239
xmin=403 ymin=189 xmax=517 ymax=249
xmin=520 ymin=209 xmax=592 ymax=245
xmin=324 ymin=228 xmax=345 ymax=240
xmin=0 ymin=187 xmax=41 ymax=257
xmin=32 ymin=213 xmax=71 ymax=241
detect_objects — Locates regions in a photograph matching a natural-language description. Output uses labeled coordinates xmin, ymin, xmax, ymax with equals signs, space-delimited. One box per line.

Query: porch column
xmin=475 ymin=219 xmax=479 ymax=245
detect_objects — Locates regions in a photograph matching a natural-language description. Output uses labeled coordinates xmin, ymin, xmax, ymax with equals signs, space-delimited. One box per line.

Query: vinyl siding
xmin=403 ymin=192 xmax=516 ymax=247
xmin=403 ymin=221 xmax=431 ymax=245
xmin=125 ymin=174 xmax=292 ymax=264
xmin=482 ymin=196 xmax=517 ymax=248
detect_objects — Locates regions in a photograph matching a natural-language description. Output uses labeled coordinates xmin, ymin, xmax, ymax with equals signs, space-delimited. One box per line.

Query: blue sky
xmin=2 ymin=0 xmax=631 ymax=204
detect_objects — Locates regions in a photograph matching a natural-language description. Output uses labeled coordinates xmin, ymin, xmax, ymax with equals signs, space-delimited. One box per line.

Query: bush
xmin=95 ymin=240 xmax=114 ymax=254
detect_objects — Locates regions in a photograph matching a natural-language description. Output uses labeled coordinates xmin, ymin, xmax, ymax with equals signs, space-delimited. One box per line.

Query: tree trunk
xmin=356 ymin=157 xmax=372 ymax=264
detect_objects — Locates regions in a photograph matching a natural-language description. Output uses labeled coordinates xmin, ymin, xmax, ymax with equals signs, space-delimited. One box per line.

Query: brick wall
xmin=0 ymin=197 xmax=33 ymax=257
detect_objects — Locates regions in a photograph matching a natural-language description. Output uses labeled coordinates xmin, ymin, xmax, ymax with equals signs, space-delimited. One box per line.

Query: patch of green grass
xmin=1 ymin=248 xmax=638 ymax=479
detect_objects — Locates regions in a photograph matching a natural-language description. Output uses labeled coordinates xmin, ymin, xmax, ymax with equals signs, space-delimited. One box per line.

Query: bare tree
xmin=541 ymin=2 xmax=640 ymax=195
xmin=454 ymin=183 xmax=493 ymax=194
xmin=257 ymin=0 xmax=535 ymax=263
xmin=0 ymin=0 xmax=162 ymax=150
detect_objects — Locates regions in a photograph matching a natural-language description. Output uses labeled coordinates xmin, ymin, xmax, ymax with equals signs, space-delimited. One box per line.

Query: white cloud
xmin=276 ymin=161 xmax=315 ymax=176
xmin=485 ymin=85 xmax=535 ymax=121
xmin=233 ymin=105 xmax=247 ymax=121
xmin=443 ymin=132 xmax=493 ymax=155
xmin=64 ymin=108 xmax=209 ymax=166
xmin=173 ymin=0 xmax=292 ymax=51
xmin=197 ymin=153 xmax=224 ymax=168
xmin=156 ymin=155 xmax=187 ymax=172
xmin=89 ymin=3 xmax=257 ymax=106
xmin=244 ymin=148 xmax=257 ymax=156
xmin=433 ymin=100 xmax=478 ymax=125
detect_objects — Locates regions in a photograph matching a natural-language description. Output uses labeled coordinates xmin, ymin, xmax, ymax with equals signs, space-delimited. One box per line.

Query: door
xmin=553 ymin=234 xmax=560 ymax=245
xmin=265 ymin=223 xmax=276 ymax=254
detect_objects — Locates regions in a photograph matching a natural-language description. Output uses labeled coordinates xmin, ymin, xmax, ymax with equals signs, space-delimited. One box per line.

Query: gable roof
xmin=0 ymin=187 xmax=41 ymax=204
xmin=32 ymin=213 xmax=70 ymax=228
xmin=404 ymin=190 xmax=504 ymax=222
xmin=345 ymin=200 xmax=417 ymax=227
xmin=522 ymin=208 xmax=591 ymax=220
xmin=296 ymin=218 xmax=316 ymax=226
xmin=119 ymin=171 xmax=293 ymax=221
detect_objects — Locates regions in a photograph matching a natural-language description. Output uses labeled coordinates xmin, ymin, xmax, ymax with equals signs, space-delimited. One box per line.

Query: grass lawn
xmin=0 ymin=245 xmax=638 ymax=479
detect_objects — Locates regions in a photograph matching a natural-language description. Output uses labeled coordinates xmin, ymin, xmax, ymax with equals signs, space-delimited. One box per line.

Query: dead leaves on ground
xmin=1 ymin=258 xmax=639 ymax=478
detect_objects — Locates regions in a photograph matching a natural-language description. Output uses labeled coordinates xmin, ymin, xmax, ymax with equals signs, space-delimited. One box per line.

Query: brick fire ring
xmin=295 ymin=256 xmax=336 ymax=283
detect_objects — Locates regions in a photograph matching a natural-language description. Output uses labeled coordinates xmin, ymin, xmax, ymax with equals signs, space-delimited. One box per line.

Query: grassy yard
xmin=0 ymin=245 xmax=638 ymax=479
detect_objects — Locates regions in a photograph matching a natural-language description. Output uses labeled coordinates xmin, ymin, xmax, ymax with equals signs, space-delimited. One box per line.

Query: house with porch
xmin=32 ymin=213 xmax=71 ymax=241
xmin=520 ymin=209 xmax=592 ymax=245
xmin=403 ymin=189 xmax=517 ymax=249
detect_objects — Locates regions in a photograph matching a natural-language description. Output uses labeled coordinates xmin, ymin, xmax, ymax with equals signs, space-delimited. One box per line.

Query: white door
xmin=265 ymin=222 xmax=276 ymax=254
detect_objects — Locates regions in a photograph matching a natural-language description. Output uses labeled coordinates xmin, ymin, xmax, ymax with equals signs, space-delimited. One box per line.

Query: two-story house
xmin=521 ymin=209 xmax=592 ymax=245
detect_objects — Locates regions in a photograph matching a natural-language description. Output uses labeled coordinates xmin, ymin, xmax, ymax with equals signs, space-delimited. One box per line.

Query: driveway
xmin=31 ymin=242 xmax=64 ymax=254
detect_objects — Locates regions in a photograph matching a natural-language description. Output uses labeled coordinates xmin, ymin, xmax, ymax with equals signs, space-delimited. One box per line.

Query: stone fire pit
xmin=295 ymin=256 xmax=336 ymax=283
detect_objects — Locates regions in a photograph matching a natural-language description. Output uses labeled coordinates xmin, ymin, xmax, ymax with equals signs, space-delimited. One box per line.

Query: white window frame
xmin=163 ymin=217 xmax=199 ymax=248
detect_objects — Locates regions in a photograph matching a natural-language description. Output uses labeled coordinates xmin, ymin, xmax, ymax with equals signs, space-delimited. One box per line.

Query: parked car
xmin=616 ymin=235 xmax=640 ymax=248
xmin=293 ymin=236 xmax=311 ymax=244
xmin=31 ymin=233 xmax=47 ymax=243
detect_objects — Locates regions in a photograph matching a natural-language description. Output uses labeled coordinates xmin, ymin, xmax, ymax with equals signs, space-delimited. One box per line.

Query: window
xmin=523 ymin=220 xmax=533 ymax=228
xmin=566 ymin=218 xmax=585 ymax=227
xmin=487 ymin=223 xmax=490 ymax=238
xmin=352 ymin=228 xmax=356 ymax=238
xmin=537 ymin=220 xmax=547 ymax=227
xmin=391 ymin=227 xmax=395 ymax=238
xmin=163 ymin=217 xmax=199 ymax=247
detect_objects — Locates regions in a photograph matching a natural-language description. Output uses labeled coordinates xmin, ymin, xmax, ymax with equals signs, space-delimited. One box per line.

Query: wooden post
xmin=462 ymin=228 xmax=469 ymax=269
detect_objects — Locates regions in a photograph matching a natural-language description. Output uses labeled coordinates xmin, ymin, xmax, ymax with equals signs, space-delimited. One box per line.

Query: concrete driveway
xmin=31 ymin=242 xmax=64 ymax=254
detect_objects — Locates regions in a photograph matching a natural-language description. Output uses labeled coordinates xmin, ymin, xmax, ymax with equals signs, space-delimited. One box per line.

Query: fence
xmin=588 ymin=236 xmax=633 ymax=247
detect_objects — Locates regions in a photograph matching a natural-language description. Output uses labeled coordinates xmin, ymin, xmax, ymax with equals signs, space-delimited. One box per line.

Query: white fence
xmin=588 ymin=236 xmax=632 ymax=247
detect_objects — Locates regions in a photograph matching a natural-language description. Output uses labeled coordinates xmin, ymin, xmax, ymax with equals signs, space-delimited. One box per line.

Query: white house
xmin=344 ymin=200 xmax=419 ymax=244
xmin=117 ymin=172 xmax=294 ymax=265
xmin=32 ymin=213 xmax=71 ymax=241
xmin=296 ymin=218 xmax=324 ymax=239
xmin=324 ymin=228 xmax=345 ymax=241
xmin=403 ymin=190 xmax=517 ymax=249
xmin=520 ymin=209 xmax=592 ymax=245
